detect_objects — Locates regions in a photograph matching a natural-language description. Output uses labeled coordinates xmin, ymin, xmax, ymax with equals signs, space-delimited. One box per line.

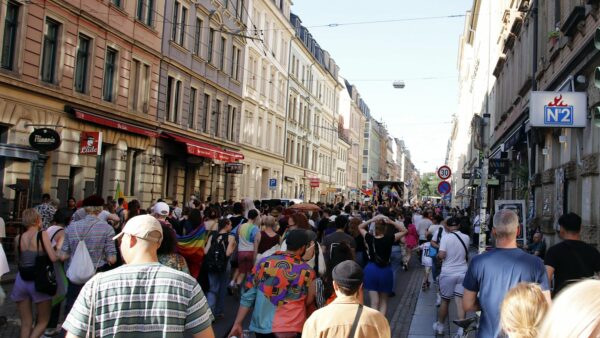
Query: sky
xmin=292 ymin=0 xmax=473 ymax=174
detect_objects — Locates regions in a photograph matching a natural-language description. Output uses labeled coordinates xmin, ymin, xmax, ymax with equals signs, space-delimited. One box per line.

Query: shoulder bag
xmin=34 ymin=231 xmax=58 ymax=295
xmin=451 ymin=232 xmax=469 ymax=263
xmin=348 ymin=304 xmax=364 ymax=338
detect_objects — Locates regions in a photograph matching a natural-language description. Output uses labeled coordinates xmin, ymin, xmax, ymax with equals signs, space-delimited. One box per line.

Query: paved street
xmin=0 ymin=257 xmax=430 ymax=338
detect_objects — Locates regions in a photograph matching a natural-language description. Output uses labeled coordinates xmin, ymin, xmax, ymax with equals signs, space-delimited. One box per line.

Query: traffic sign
xmin=268 ymin=178 xmax=277 ymax=190
xmin=437 ymin=165 xmax=452 ymax=180
xmin=438 ymin=181 xmax=451 ymax=195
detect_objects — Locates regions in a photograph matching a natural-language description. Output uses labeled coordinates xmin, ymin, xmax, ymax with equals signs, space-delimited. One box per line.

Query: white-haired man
xmin=462 ymin=209 xmax=550 ymax=338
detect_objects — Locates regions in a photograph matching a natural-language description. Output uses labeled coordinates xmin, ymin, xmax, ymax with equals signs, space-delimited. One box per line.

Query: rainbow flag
xmin=176 ymin=225 xmax=209 ymax=278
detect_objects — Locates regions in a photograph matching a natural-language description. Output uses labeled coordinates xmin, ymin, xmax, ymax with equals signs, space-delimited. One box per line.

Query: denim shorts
xmin=11 ymin=273 xmax=53 ymax=303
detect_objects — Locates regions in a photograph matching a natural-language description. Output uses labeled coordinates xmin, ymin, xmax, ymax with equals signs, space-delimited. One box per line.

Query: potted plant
xmin=548 ymin=30 xmax=560 ymax=46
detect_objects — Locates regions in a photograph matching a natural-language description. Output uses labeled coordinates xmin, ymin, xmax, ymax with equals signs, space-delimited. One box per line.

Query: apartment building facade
xmin=0 ymin=0 xmax=166 ymax=217
xmin=238 ymin=0 xmax=291 ymax=200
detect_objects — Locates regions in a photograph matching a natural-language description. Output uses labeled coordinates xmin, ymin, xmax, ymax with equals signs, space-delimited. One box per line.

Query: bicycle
xmin=453 ymin=314 xmax=479 ymax=338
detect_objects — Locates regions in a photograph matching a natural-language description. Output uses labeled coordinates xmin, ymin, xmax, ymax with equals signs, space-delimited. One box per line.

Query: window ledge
xmin=169 ymin=41 xmax=188 ymax=54
xmin=192 ymin=54 xmax=205 ymax=63
xmin=206 ymin=62 xmax=218 ymax=71
xmin=108 ymin=3 xmax=128 ymax=17
xmin=0 ymin=68 xmax=21 ymax=79
xmin=134 ymin=19 xmax=158 ymax=34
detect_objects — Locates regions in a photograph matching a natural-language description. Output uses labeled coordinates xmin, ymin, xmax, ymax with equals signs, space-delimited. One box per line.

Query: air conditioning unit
xmin=518 ymin=0 xmax=530 ymax=12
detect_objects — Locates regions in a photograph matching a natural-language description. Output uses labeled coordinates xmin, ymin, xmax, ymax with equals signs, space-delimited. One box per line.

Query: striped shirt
xmin=61 ymin=215 xmax=116 ymax=273
xmin=63 ymin=263 xmax=213 ymax=338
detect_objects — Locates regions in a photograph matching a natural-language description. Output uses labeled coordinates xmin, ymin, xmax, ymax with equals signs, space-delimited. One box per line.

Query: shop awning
xmin=163 ymin=132 xmax=244 ymax=162
xmin=72 ymin=109 xmax=159 ymax=138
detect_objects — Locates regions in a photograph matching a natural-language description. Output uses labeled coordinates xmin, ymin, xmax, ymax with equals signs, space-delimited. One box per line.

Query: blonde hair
xmin=22 ymin=208 xmax=41 ymax=228
xmin=537 ymin=279 xmax=600 ymax=338
xmin=262 ymin=215 xmax=276 ymax=229
xmin=500 ymin=283 xmax=548 ymax=338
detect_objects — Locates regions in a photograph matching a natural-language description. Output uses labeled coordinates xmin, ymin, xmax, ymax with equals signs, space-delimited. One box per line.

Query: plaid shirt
xmin=61 ymin=215 xmax=117 ymax=274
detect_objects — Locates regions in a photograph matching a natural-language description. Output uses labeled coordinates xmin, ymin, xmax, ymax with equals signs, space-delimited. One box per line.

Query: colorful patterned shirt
xmin=62 ymin=263 xmax=213 ymax=337
xmin=241 ymin=252 xmax=315 ymax=334
xmin=35 ymin=202 xmax=57 ymax=229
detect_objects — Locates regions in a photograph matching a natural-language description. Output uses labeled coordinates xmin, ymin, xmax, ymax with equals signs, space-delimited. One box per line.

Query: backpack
xmin=205 ymin=232 xmax=229 ymax=273
xmin=66 ymin=221 xmax=100 ymax=284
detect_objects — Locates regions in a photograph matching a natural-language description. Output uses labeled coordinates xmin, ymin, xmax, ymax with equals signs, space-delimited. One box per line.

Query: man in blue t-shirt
xmin=462 ymin=209 xmax=550 ymax=338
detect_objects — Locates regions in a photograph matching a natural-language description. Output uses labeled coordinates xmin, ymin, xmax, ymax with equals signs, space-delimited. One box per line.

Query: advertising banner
xmin=530 ymin=92 xmax=587 ymax=127
xmin=79 ymin=132 xmax=102 ymax=155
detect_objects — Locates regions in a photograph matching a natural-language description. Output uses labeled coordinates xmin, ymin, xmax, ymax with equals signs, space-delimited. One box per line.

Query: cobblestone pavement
xmin=0 ymin=257 xmax=425 ymax=338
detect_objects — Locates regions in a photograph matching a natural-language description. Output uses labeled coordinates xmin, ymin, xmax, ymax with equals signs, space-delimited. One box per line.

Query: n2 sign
xmin=530 ymin=92 xmax=587 ymax=128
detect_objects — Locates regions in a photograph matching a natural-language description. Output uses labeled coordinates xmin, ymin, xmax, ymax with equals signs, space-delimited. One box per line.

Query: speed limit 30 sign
xmin=437 ymin=165 xmax=452 ymax=180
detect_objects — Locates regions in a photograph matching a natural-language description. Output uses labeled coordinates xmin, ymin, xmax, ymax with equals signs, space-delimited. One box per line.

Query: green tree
xmin=419 ymin=173 xmax=441 ymax=198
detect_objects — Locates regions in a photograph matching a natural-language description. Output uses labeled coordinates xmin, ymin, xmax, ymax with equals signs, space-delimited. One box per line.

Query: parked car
xmin=260 ymin=199 xmax=303 ymax=208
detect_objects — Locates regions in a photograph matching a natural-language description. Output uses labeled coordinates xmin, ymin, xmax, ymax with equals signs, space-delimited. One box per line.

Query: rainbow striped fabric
xmin=176 ymin=225 xmax=209 ymax=278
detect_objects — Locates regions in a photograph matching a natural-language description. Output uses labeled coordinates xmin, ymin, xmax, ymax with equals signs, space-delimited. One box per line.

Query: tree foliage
xmin=420 ymin=172 xmax=442 ymax=197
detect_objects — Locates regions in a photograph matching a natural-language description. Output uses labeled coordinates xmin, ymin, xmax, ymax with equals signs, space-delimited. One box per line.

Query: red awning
xmin=163 ymin=132 xmax=244 ymax=162
xmin=73 ymin=109 xmax=159 ymax=138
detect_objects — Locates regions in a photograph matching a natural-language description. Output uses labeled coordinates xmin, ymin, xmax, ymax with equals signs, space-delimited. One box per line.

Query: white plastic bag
xmin=66 ymin=240 xmax=95 ymax=284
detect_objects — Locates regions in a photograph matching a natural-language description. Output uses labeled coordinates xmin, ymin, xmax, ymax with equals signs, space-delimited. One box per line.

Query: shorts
xmin=237 ymin=251 xmax=255 ymax=274
xmin=11 ymin=273 xmax=53 ymax=303
xmin=363 ymin=262 xmax=393 ymax=294
xmin=439 ymin=273 xmax=465 ymax=300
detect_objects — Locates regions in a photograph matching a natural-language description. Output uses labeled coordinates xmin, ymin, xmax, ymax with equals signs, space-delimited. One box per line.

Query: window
xmin=189 ymin=87 xmax=197 ymax=128
xmin=103 ymin=47 xmax=117 ymax=101
xmin=194 ymin=18 xmax=202 ymax=55
xmin=231 ymin=45 xmax=240 ymax=80
xmin=220 ymin=36 xmax=226 ymax=70
xmin=179 ymin=7 xmax=187 ymax=45
xmin=111 ymin=0 xmax=121 ymax=7
xmin=212 ymin=99 xmax=221 ymax=136
xmin=136 ymin=0 xmax=154 ymax=26
xmin=226 ymin=105 xmax=236 ymax=140
xmin=1 ymin=1 xmax=19 ymax=70
xmin=166 ymin=76 xmax=181 ymax=122
xmin=125 ymin=150 xmax=140 ymax=196
xmin=41 ymin=18 xmax=60 ymax=83
xmin=74 ymin=34 xmax=91 ymax=93
xmin=202 ymin=93 xmax=210 ymax=132
xmin=208 ymin=28 xmax=215 ymax=63
xmin=130 ymin=59 xmax=150 ymax=112
xmin=171 ymin=2 xmax=179 ymax=41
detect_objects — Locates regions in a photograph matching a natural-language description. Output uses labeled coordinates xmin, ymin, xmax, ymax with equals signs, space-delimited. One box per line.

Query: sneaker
xmin=435 ymin=293 xmax=441 ymax=307
xmin=433 ymin=321 xmax=444 ymax=335
xmin=455 ymin=327 xmax=464 ymax=338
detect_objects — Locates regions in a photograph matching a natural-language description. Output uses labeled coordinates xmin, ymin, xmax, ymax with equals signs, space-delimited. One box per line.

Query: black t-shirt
xmin=354 ymin=234 xmax=366 ymax=253
xmin=545 ymin=240 xmax=600 ymax=295
xmin=364 ymin=233 xmax=395 ymax=265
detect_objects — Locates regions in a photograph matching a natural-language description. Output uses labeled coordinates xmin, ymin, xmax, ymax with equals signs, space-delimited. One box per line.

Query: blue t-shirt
xmin=462 ymin=248 xmax=549 ymax=338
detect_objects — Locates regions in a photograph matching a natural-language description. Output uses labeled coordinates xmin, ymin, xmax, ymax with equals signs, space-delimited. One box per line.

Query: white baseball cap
xmin=113 ymin=215 xmax=163 ymax=243
xmin=153 ymin=202 xmax=170 ymax=216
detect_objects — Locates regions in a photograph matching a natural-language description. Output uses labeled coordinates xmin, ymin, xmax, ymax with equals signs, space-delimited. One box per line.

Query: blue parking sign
xmin=269 ymin=178 xmax=277 ymax=190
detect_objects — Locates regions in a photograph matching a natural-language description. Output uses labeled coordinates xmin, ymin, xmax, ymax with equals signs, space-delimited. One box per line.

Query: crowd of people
xmin=3 ymin=192 xmax=600 ymax=338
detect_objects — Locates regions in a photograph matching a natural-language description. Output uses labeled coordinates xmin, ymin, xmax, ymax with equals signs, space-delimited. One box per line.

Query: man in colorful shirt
xmin=35 ymin=193 xmax=57 ymax=229
xmin=229 ymin=229 xmax=315 ymax=338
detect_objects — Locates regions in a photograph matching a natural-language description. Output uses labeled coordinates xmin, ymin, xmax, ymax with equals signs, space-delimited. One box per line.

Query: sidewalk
xmin=408 ymin=283 xmax=461 ymax=338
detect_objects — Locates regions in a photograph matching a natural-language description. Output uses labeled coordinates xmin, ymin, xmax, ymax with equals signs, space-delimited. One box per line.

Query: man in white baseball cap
xmin=63 ymin=214 xmax=215 ymax=338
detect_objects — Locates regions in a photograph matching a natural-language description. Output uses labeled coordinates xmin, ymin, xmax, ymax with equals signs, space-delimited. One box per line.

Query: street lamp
xmin=393 ymin=80 xmax=406 ymax=89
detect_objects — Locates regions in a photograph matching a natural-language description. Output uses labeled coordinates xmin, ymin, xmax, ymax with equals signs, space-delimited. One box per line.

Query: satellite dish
xmin=393 ymin=80 xmax=405 ymax=89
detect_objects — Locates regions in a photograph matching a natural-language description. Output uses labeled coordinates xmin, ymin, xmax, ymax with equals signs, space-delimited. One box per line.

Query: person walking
xmin=34 ymin=193 xmax=57 ymax=229
xmin=256 ymin=215 xmax=280 ymax=255
xmin=228 ymin=229 xmax=315 ymax=338
xmin=302 ymin=260 xmax=391 ymax=338
xmin=59 ymin=195 xmax=117 ymax=316
xmin=11 ymin=209 xmax=59 ymax=338
xmin=358 ymin=214 xmax=407 ymax=314
xmin=462 ymin=209 xmax=550 ymax=338
xmin=322 ymin=215 xmax=356 ymax=260
xmin=204 ymin=218 xmax=236 ymax=319
xmin=417 ymin=211 xmax=433 ymax=245
xmin=433 ymin=217 xmax=470 ymax=337
xmin=500 ymin=283 xmax=549 ymax=338
xmin=544 ymin=212 xmax=600 ymax=296
xmin=62 ymin=215 xmax=215 ymax=338
xmin=232 ymin=209 xmax=260 ymax=292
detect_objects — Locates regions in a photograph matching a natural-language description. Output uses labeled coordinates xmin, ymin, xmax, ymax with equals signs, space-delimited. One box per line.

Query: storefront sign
xmin=28 ymin=128 xmax=61 ymax=152
xmin=309 ymin=177 xmax=320 ymax=188
xmin=530 ymin=92 xmax=587 ymax=127
xmin=224 ymin=162 xmax=243 ymax=174
xmin=79 ymin=132 xmax=102 ymax=155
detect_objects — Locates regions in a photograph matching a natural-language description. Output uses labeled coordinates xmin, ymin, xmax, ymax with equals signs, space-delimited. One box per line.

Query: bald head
xmin=493 ymin=209 xmax=519 ymax=240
